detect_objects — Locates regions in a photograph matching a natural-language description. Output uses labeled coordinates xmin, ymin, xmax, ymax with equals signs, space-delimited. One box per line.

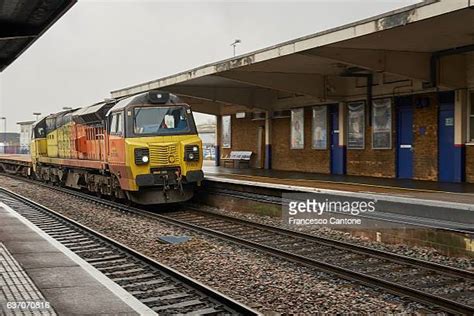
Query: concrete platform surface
xmin=204 ymin=165 xmax=474 ymax=202
xmin=204 ymin=165 xmax=474 ymax=227
xmin=204 ymin=165 xmax=474 ymax=204
xmin=0 ymin=203 xmax=155 ymax=315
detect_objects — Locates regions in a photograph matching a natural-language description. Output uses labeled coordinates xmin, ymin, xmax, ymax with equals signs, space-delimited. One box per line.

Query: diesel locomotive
xmin=30 ymin=91 xmax=203 ymax=204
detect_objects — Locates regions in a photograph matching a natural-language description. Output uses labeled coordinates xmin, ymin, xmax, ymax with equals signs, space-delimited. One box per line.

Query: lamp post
xmin=0 ymin=117 xmax=6 ymax=153
xmin=33 ymin=112 xmax=41 ymax=121
xmin=230 ymin=39 xmax=241 ymax=57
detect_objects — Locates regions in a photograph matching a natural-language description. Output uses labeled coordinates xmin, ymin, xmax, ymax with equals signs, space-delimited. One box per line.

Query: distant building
xmin=0 ymin=132 xmax=20 ymax=154
xmin=197 ymin=124 xmax=216 ymax=160
xmin=197 ymin=123 xmax=216 ymax=145
xmin=17 ymin=120 xmax=35 ymax=154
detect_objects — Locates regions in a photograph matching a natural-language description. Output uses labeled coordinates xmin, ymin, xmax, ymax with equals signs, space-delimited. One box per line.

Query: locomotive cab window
xmin=117 ymin=113 xmax=123 ymax=134
xmin=33 ymin=119 xmax=47 ymax=139
xmin=133 ymin=106 xmax=190 ymax=135
xmin=109 ymin=112 xmax=123 ymax=135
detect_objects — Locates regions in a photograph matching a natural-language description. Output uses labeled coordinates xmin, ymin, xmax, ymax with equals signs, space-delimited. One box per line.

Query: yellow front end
xmin=30 ymin=138 xmax=47 ymax=172
xmin=125 ymin=134 xmax=203 ymax=192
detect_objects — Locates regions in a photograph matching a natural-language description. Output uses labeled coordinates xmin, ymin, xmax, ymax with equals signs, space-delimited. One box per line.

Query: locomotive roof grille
xmin=72 ymin=102 xmax=115 ymax=125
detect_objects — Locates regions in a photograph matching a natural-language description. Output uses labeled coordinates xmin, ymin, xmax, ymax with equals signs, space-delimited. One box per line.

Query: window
xmin=372 ymin=98 xmax=392 ymax=149
xmin=134 ymin=106 xmax=189 ymax=135
xmin=312 ymin=106 xmax=327 ymax=149
xmin=222 ymin=115 xmax=231 ymax=148
xmin=109 ymin=112 xmax=123 ymax=135
xmin=291 ymin=108 xmax=304 ymax=149
xmin=347 ymin=101 xmax=365 ymax=149
xmin=110 ymin=114 xmax=117 ymax=133
xmin=470 ymin=91 xmax=474 ymax=142
xmin=116 ymin=113 xmax=123 ymax=134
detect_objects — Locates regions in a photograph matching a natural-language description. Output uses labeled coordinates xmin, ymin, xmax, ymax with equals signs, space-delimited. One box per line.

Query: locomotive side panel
xmin=27 ymin=91 xmax=204 ymax=205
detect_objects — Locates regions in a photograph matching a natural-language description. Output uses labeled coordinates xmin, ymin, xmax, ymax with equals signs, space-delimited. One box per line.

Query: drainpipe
xmin=215 ymin=115 xmax=222 ymax=166
xmin=264 ymin=111 xmax=272 ymax=169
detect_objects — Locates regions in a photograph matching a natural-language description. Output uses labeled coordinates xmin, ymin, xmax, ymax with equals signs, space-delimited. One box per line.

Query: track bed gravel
xmin=196 ymin=204 xmax=473 ymax=271
xmin=0 ymin=176 xmax=438 ymax=314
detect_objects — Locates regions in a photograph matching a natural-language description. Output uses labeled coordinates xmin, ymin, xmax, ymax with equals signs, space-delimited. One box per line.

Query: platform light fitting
xmin=231 ymin=39 xmax=241 ymax=57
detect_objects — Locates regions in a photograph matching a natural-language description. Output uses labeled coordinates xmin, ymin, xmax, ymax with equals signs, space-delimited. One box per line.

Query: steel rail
xmin=1 ymin=175 xmax=473 ymax=315
xmin=201 ymin=186 xmax=474 ymax=234
xmin=157 ymin=212 xmax=474 ymax=315
xmin=0 ymin=187 xmax=259 ymax=316
xmin=183 ymin=206 xmax=474 ymax=280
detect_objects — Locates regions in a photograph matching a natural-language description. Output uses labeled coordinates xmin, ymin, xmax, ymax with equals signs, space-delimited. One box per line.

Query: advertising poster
xmin=347 ymin=101 xmax=365 ymax=149
xmin=291 ymin=108 xmax=304 ymax=149
xmin=312 ymin=106 xmax=327 ymax=149
xmin=372 ymin=98 xmax=392 ymax=149
xmin=222 ymin=115 xmax=231 ymax=148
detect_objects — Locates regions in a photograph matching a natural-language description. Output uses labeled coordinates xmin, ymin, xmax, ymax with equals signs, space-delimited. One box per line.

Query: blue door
xmin=438 ymin=92 xmax=456 ymax=182
xmin=396 ymin=97 xmax=413 ymax=179
xmin=330 ymin=105 xmax=345 ymax=174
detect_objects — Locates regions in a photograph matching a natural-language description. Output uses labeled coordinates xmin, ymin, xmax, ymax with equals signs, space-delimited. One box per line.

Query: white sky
xmin=0 ymin=0 xmax=421 ymax=131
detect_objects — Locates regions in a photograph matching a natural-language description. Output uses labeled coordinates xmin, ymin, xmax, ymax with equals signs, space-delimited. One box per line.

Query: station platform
xmin=3 ymin=154 xmax=473 ymax=204
xmin=203 ymin=165 xmax=474 ymax=230
xmin=0 ymin=202 xmax=153 ymax=315
xmin=204 ymin=165 xmax=474 ymax=205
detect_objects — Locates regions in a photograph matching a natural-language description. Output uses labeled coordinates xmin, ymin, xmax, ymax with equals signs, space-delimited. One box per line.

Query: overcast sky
xmin=0 ymin=0 xmax=420 ymax=131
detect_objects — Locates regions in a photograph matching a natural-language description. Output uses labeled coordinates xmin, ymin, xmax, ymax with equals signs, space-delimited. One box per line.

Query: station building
xmin=111 ymin=0 xmax=474 ymax=184
xmin=17 ymin=120 xmax=35 ymax=154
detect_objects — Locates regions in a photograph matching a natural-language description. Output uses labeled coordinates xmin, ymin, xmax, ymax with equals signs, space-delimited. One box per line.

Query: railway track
xmin=0 ymin=188 xmax=257 ymax=315
xmin=1 ymin=175 xmax=474 ymax=315
xmin=163 ymin=208 xmax=474 ymax=314
xmin=199 ymin=186 xmax=474 ymax=234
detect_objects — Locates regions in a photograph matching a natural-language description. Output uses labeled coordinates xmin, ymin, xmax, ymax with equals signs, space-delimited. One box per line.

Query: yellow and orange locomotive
xmin=30 ymin=91 xmax=203 ymax=204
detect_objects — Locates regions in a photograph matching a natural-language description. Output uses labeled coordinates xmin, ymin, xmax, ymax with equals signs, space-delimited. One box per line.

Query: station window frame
xmin=311 ymin=105 xmax=327 ymax=150
xmin=290 ymin=108 xmax=305 ymax=150
xmin=221 ymin=115 xmax=231 ymax=149
xmin=371 ymin=98 xmax=392 ymax=150
xmin=347 ymin=101 xmax=366 ymax=150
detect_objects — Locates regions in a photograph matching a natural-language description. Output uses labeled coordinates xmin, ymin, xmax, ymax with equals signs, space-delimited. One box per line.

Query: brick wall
xmin=346 ymin=94 xmax=439 ymax=181
xmin=346 ymin=105 xmax=396 ymax=178
xmin=221 ymin=116 xmax=264 ymax=168
xmin=412 ymin=94 xmax=438 ymax=181
xmin=271 ymin=108 xmax=330 ymax=173
xmin=466 ymin=146 xmax=474 ymax=183
xmin=224 ymin=94 xmax=443 ymax=182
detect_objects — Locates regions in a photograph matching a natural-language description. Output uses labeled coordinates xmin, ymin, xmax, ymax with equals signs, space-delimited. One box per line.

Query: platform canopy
xmin=111 ymin=0 xmax=474 ymax=116
xmin=0 ymin=0 xmax=76 ymax=72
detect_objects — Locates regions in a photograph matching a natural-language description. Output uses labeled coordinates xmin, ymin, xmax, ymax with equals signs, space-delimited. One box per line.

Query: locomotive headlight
xmin=135 ymin=148 xmax=150 ymax=165
xmin=185 ymin=145 xmax=200 ymax=162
